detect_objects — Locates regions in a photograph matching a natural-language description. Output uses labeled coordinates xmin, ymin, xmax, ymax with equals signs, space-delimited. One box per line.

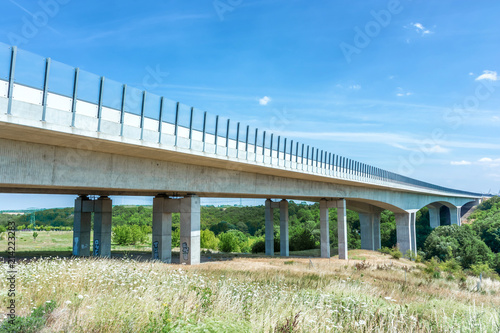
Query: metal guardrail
xmin=0 ymin=42 xmax=484 ymax=198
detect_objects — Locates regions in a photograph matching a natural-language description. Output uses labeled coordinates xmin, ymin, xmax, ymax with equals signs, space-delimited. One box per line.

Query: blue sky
xmin=0 ymin=0 xmax=499 ymax=210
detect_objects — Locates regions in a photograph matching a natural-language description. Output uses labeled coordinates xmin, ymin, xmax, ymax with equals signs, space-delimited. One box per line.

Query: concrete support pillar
xmin=73 ymin=195 xmax=91 ymax=256
xmin=373 ymin=213 xmax=381 ymax=250
xmin=359 ymin=212 xmax=381 ymax=251
xmin=93 ymin=196 xmax=112 ymax=257
xmin=359 ymin=213 xmax=373 ymax=251
xmin=337 ymin=199 xmax=348 ymax=260
xmin=395 ymin=212 xmax=416 ymax=257
xmin=265 ymin=199 xmax=274 ymax=256
xmin=152 ymin=195 xmax=172 ymax=263
xmin=450 ymin=206 xmax=462 ymax=226
xmin=410 ymin=212 xmax=417 ymax=254
xmin=428 ymin=205 xmax=440 ymax=229
xmin=180 ymin=195 xmax=200 ymax=265
xmin=279 ymin=199 xmax=289 ymax=257
xmin=319 ymin=199 xmax=330 ymax=258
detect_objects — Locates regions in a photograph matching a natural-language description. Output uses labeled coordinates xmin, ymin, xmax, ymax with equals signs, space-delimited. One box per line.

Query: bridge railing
xmin=0 ymin=42 xmax=483 ymax=198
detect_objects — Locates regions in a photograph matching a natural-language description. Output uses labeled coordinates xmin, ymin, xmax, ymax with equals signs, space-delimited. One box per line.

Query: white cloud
xmin=493 ymin=116 xmax=500 ymax=122
xmin=451 ymin=160 xmax=471 ymax=165
xmin=479 ymin=157 xmax=493 ymax=163
xmin=349 ymin=84 xmax=361 ymax=90
xmin=407 ymin=22 xmax=433 ymax=35
xmin=478 ymin=157 xmax=500 ymax=167
xmin=475 ymin=70 xmax=498 ymax=81
xmin=396 ymin=87 xmax=412 ymax=97
xmin=259 ymin=96 xmax=271 ymax=106
xmin=426 ymin=145 xmax=449 ymax=153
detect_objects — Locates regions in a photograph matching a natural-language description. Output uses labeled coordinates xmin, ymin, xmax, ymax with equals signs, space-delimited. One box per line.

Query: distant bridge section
xmin=0 ymin=43 xmax=487 ymax=264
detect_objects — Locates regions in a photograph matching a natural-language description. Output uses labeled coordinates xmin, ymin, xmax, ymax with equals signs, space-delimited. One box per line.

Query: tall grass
xmin=1 ymin=255 xmax=499 ymax=332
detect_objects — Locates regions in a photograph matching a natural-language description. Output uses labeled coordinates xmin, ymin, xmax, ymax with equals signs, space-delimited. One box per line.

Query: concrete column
xmin=73 ymin=195 xmax=91 ymax=256
xmin=359 ymin=213 xmax=373 ymax=250
xmin=319 ymin=199 xmax=330 ymax=258
xmin=450 ymin=206 xmax=462 ymax=226
xmin=337 ymin=199 xmax=348 ymax=260
xmin=428 ymin=204 xmax=440 ymax=229
xmin=373 ymin=212 xmax=381 ymax=250
xmin=180 ymin=195 xmax=200 ymax=265
xmin=410 ymin=212 xmax=417 ymax=255
xmin=265 ymin=199 xmax=274 ymax=256
xmin=359 ymin=212 xmax=382 ymax=251
xmin=279 ymin=199 xmax=289 ymax=257
xmin=93 ymin=196 xmax=112 ymax=257
xmin=152 ymin=195 xmax=172 ymax=263
xmin=395 ymin=212 xmax=415 ymax=256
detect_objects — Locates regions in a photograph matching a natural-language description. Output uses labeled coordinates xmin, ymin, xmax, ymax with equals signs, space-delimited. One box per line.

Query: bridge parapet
xmin=0 ymin=42 xmax=484 ymax=198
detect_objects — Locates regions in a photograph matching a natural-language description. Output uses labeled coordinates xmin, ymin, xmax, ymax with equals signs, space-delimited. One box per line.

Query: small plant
xmin=0 ymin=300 xmax=57 ymax=333
xmin=275 ymin=312 xmax=300 ymax=333
xmin=390 ymin=247 xmax=402 ymax=260
xmin=355 ymin=260 xmax=371 ymax=270
xmin=33 ymin=231 xmax=38 ymax=241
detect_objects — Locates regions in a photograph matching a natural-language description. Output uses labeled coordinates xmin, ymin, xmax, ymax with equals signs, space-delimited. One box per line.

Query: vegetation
xmin=0 ymin=252 xmax=498 ymax=332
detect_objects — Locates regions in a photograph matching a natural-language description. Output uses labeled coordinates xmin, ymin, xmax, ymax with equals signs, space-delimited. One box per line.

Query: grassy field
xmin=1 ymin=248 xmax=499 ymax=332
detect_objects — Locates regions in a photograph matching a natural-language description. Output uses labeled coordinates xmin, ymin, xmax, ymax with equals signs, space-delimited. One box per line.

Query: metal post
xmin=254 ymin=128 xmax=258 ymax=161
xmin=189 ymin=107 xmax=194 ymax=149
xmin=270 ymin=134 xmax=274 ymax=164
xmin=214 ymin=115 xmax=219 ymax=154
xmin=71 ymin=68 xmax=80 ymax=127
xmin=235 ymin=122 xmax=240 ymax=158
xmin=97 ymin=76 xmax=104 ymax=132
xmin=174 ymin=102 xmax=179 ymax=146
xmin=289 ymin=139 xmax=293 ymax=162
xmin=245 ymin=125 xmax=249 ymax=160
xmin=277 ymin=136 xmax=281 ymax=164
xmin=41 ymin=57 xmax=51 ymax=121
xmin=140 ymin=91 xmax=146 ymax=140
xmin=120 ymin=84 xmax=127 ymax=137
xmin=158 ymin=97 xmax=164 ymax=144
xmin=306 ymin=145 xmax=310 ymax=170
xmin=225 ymin=119 xmax=230 ymax=156
xmin=262 ymin=131 xmax=266 ymax=158
xmin=7 ymin=46 xmax=17 ymax=115
xmin=202 ymin=111 xmax=207 ymax=152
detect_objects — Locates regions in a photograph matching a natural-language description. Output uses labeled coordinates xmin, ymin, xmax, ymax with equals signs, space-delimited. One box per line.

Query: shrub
xmin=172 ymin=228 xmax=180 ymax=248
xmin=201 ymin=229 xmax=219 ymax=250
xmin=379 ymin=247 xmax=392 ymax=255
xmin=390 ymin=248 xmax=402 ymax=260
xmin=289 ymin=228 xmax=316 ymax=251
xmin=251 ymin=239 xmax=265 ymax=253
xmin=219 ymin=232 xmax=241 ymax=253
xmin=112 ymin=225 xmax=147 ymax=245
xmin=0 ymin=300 xmax=56 ymax=333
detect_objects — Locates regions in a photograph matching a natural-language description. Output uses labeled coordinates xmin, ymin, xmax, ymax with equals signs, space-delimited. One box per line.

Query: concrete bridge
xmin=0 ymin=43 xmax=485 ymax=264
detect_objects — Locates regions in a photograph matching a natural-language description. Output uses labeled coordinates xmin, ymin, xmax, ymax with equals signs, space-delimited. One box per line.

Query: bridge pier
xmin=337 ymin=199 xmax=348 ymax=260
xmin=428 ymin=204 xmax=441 ymax=229
xmin=152 ymin=195 xmax=173 ymax=263
xmin=279 ymin=200 xmax=289 ymax=257
xmin=73 ymin=195 xmax=92 ymax=256
xmin=319 ymin=200 xmax=330 ymax=258
xmin=152 ymin=194 xmax=200 ymax=265
xmin=180 ymin=195 xmax=201 ymax=265
xmin=450 ymin=206 xmax=462 ymax=226
xmin=395 ymin=212 xmax=417 ymax=257
xmin=359 ymin=212 xmax=381 ymax=251
xmin=264 ymin=199 xmax=289 ymax=256
xmin=93 ymin=196 xmax=112 ymax=257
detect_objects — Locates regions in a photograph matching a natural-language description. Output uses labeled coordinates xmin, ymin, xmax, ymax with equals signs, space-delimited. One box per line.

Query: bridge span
xmin=0 ymin=43 xmax=485 ymax=264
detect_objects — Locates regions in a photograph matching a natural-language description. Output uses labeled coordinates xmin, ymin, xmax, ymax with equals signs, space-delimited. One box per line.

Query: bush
xmin=289 ymin=228 xmax=316 ymax=251
xmin=251 ymin=239 xmax=265 ymax=253
xmin=112 ymin=225 xmax=147 ymax=245
xmin=200 ymin=229 xmax=219 ymax=250
xmin=424 ymin=225 xmax=493 ymax=269
xmin=0 ymin=300 xmax=56 ymax=333
xmin=218 ymin=232 xmax=241 ymax=253
xmin=390 ymin=247 xmax=402 ymax=260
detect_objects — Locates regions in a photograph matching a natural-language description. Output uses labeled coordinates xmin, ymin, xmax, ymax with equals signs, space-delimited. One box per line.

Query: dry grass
xmin=1 ymin=250 xmax=499 ymax=332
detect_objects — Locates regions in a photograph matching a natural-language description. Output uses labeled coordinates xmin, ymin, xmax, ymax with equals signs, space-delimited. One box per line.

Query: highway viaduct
xmin=0 ymin=43 xmax=485 ymax=264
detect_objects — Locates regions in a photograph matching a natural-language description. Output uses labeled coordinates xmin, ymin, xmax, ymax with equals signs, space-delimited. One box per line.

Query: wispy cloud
xmin=475 ymin=70 xmax=498 ymax=81
xmin=259 ymin=96 xmax=271 ymax=105
xmin=451 ymin=160 xmax=471 ymax=165
xmin=349 ymin=84 xmax=361 ymax=90
xmin=405 ymin=22 xmax=433 ymax=36
xmin=396 ymin=87 xmax=412 ymax=97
